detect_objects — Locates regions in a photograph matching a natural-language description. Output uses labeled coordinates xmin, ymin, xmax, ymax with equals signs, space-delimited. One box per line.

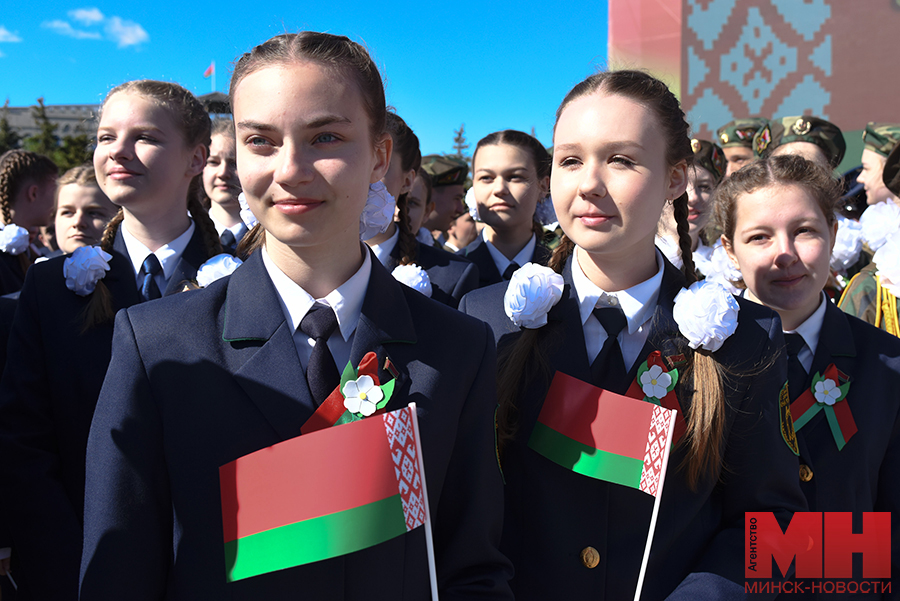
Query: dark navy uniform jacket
xmin=386 ymin=240 xmax=478 ymax=308
xmin=0 ymin=228 xmax=210 ymax=600
xmin=460 ymin=257 xmax=808 ymax=601
xmin=782 ymin=301 xmax=900 ymax=600
xmin=459 ymin=237 xmax=552 ymax=289
xmin=0 ymin=251 xmax=26 ymax=297
xmin=79 ymin=250 xmax=512 ymax=600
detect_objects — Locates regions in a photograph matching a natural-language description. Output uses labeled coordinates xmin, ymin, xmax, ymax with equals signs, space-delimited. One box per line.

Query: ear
xmin=539 ymin=175 xmax=550 ymax=198
xmin=829 ymin=219 xmax=839 ymax=252
xmin=665 ymin=160 xmax=688 ymax=201
xmin=400 ymin=168 xmax=416 ymax=196
xmin=26 ymin=183 xmax=40 ymax=203
xmin=721 ymin=233 xmax=740 ymax=269
xmin=187 ymin=144 xmax=207 ymax=178
xmin=370 ymin=133 xmax=393 ymax=184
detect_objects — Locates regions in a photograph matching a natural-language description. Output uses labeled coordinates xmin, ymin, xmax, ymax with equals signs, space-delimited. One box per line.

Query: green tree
xmin=0 ymin=100 xmax=21 ymax=154
xmin=451 ymin=123 xmax=470 ymax=163
xmin=55 ymin=123 xmax=93 ymax=171
xmin=23 ymin=98 xmax=59 ymax=157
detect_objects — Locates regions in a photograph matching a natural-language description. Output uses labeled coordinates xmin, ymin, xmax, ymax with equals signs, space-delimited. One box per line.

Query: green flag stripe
xmin=529 ymin=421 xmax=644 ymax=489
xmin=225 ymin=494 xmax=407 ymax=582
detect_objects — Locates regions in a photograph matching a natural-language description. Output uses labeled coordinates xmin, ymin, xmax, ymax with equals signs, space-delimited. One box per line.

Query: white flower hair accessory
xmin=831 ymin=215 xmax=863 ymax=273
xmin=391 ymin=263 xmax=432 ymax=297
xmin=860 ymin=200 xmax=900 ymax=251
xmin=673 ymin=279 xmax=740 ymax=352
xmin=465 ymin=187 xmax=480 ymax=222
xmin=416 ymin=227 xmax=435 ymax=246
xmin=359 ymin=181 xmax=395 ymax=240
xmin=704 ymin=242 xmax=742 ymax=295
xmin=196 ymin=253 xmax=243 ymax=288
xmin=0 ymin=224 xmax=30 ymax=255
xmin=63 ymin=245 xmax=112 ymax=296
xmin=504 ymin=263 xmax=564 ymax=329
xmin=237 ymin=193 xmax=259 ymax=230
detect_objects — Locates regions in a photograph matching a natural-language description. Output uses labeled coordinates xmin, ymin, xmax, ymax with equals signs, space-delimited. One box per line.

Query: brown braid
xmin=235 ymin=223 xmax=264 ymax=260
xmin=672 ymin=192 xmax=696 ymax=281
xmin=0 ymin=149 xmax=59 ymax=226
xmin=80 ymin=209 xmax=125 ymax=331
xmin=188 ymin=193 xmax=224 ymax=258
xmin=395 ymin=193 xmax=419 ymax=266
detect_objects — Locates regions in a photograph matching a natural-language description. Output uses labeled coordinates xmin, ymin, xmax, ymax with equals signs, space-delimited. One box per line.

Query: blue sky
xmin=0 ymin=2 xmax=608 ymax=155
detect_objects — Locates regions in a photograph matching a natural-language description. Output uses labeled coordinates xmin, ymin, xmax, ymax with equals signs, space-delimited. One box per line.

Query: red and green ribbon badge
xmin=624 ymin=351 xmax=686 ymax=444
xmin=300 ymin=351 xmax=394 ymax=435
xmin=789 ymin=363 xmax=858 ymax=450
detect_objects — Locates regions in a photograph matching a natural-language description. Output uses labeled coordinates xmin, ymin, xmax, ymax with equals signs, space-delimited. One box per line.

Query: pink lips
xmin=107 ymin=167 xmax=139 ymax=181
xmin=272 ymin=198 xmax=324 ymax=215
xmin=578 ymin=213 xmax=615 ymax=226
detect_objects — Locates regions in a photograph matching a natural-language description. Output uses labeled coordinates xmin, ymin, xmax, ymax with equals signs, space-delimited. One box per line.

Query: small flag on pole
xmin=219 ymin=405 xmax=432 ymax=584
xmin=203 ymin=61 xmax=215 ymax=78
xmin=529 ymin=371 xmax=676 ymax=496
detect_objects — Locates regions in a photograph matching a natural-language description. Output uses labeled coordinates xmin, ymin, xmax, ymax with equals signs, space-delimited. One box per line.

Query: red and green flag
xmin=219 ymin=405 xmax=428 ymax=582
xmin=203 ymin=61 xmax=215 ymax=78
xmin=529 ymin=371 xmax=677 ymax=497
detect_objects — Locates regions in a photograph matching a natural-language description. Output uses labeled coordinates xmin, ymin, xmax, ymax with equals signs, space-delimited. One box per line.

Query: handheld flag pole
xmin=408 ymin=403 xmax=439 ymax=600
xmin=633 ymin=408 xmax=677 ymax=601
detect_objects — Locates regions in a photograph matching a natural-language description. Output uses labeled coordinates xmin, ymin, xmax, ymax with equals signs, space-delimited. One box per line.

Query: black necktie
xmin=502 ymin=262 xmax=520 ymax=281
xmin=300 ymin=304 xmax=341 ymax=406
xmin=220 ymin=229 xmax=236 ymax=249
xmin=140 ymin=254 xmax=162 ymax=302
xmin=785 ymin=333 xmax=808 ymax=401
xmin=590 ymin=306 xmax=629 ymax=393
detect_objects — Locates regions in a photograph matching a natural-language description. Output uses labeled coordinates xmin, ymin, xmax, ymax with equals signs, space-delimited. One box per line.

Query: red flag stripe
xmin=538 ymin=372 xmax=656 ymax=460
xmin=220 ymin=414 xmax=397 ymax=542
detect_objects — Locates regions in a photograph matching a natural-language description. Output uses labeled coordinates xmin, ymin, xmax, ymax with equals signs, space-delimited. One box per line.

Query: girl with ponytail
xmin=461 ymin=70 xmax=807 ymax=600
xmin=365 ymin=111 xmax=478 ymax=307
xmin=0 ymin=80 xmax=220 ymax=598
xmin=0 ymin=149 xmax=58 ymax=294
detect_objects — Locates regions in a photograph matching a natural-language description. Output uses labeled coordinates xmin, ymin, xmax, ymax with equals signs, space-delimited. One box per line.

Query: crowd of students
xmin=0 ymin=30 xmax=896 ymax=600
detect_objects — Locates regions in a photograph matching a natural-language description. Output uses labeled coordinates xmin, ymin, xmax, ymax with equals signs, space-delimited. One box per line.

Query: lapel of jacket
xmin=348 ymin=254 xmax=417 ymax=409
xmin=542 ymin=259 xmax=592 ymax=384
xmin=467 ymin=242 xmax=502 ymax=287
xmin=629 ymin=259 xmax=688 ymax=385
xmin=163 ymin=226 xmax=209 ymax=296
xmin=223 ymin=252 xmax=314 ymax=440
xmin=800 ymin=301 xmax=857 ymax=436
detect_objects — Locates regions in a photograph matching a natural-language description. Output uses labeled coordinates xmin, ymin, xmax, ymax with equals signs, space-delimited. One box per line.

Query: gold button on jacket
xmin=799 ymin=464 xmax=813 ymax=482
xmin=580 ymin=546 xmax=600 ymax=569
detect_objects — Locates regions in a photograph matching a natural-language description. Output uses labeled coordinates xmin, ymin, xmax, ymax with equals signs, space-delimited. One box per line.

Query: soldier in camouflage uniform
xmin=752 ymin=116 xmax=846 ymax=170
xmin=716 ymin=118 xmax=767 ymax=178
xmin=839 ymin=129 xmax=900 ymax=334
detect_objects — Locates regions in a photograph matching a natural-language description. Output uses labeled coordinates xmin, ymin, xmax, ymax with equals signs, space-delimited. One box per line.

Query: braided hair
xmin=385 ymin=112 xmax=422 ymax=266
xmin=0 ymin=150 xmax=58 ymax=226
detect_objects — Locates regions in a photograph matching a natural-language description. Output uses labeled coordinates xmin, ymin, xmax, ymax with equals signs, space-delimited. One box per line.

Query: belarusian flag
xmin=219 ymin=405 xmax=428 ymax=582
xmin=203 ymin=61 xmax=215 ymax=78
xmin=529 ymin=371 xmax=676 ymax=497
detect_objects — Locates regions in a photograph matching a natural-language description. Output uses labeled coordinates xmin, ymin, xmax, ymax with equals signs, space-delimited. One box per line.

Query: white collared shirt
xmin=370 ymin=227 xmax=399 ymax=268
xmin=261 ymin=246 xmax=371 ymax=372
xmin=121 ymin=220 xmax=196 ymax=292
xmin=211 ymin=217 xmax=248 ymax=243
xmin=784 ymin=292 xmax=828 ymax=372
xmin=484 ymin=230 xmax=536 ymax=276
xmin=572 ymin=248 xmax=665 ymax=370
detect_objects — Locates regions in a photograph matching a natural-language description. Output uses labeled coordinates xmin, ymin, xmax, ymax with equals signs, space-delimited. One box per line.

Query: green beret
xmin=862 ymin=123 xmax=900 ymax=157
xmin=421 ymin=155 xmax=468 ymax=186
xmin=882 ymin=141 xmax=900 ymax=196
xmin=753 ymin=116 xmax=846 ymax=169
xmin=690 ymin=138 xmax=726 ymax=183
xmin=716 ymin=118 xmax=768 ymax=148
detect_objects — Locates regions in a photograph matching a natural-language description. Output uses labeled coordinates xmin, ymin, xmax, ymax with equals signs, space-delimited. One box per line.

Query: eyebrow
xmin=237 ymin=115 xmax=352 ymax=131
xmin=554 ymin=141 xmax=645 ymax=153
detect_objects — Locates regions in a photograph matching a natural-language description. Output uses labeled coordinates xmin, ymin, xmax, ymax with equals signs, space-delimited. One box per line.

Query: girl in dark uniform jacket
xmin=365 ymin=112 xmax=479 ymax=307
xmin=718 ymin=154 xmax=899 ymax=597
xmin=461 ymin=70 xmax=807 ymax=600
xmin=461 ymin=130 xmax=552 ymax=288
xmin=0 ymin=81 xmax=221 ymax=599
xmin=79 ymin=32 xmax=511 ymax=600
xmin=0 ymin=150 xmax=58 ymax=295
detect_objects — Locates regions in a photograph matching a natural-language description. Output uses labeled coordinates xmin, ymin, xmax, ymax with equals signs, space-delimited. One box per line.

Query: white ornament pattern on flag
xmin=384 ymin=409 xmax=426 ymax=531
xmin=639 ymin=406 xmax=672 ymax=497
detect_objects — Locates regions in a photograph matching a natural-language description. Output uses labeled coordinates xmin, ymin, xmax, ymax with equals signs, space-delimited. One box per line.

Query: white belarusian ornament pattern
xmin=639 ymin=406 xmax=672 ymax=497
xmin=384 ymin=409 xmax=426 ymax=531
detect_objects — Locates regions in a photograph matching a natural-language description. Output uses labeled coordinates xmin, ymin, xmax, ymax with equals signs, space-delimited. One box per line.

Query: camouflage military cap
xmin=690 ymin=138 xmax=726 ymax=183
xmin=862 ymin=123 xmax=900 ymax=157
xmin=882 ymin=141 xmax=900 ymax=197
xmin=421 ymin=155 xmax=468 ymax=186
xmin=753 ymin=116 xmax=846 ymax=169
xmin=716 ymin=118 xmax=768 ymax=148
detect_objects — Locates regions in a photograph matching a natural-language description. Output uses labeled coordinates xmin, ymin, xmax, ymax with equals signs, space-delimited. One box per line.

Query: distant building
xmin=4 ymin=92 xmax=230 ymax=140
